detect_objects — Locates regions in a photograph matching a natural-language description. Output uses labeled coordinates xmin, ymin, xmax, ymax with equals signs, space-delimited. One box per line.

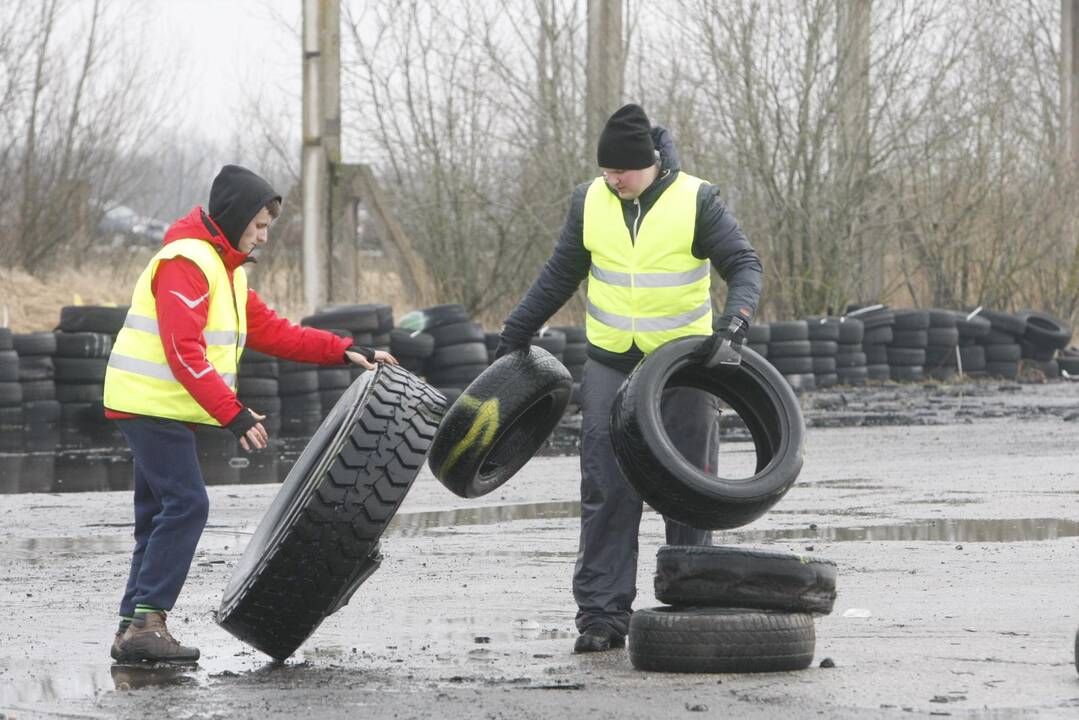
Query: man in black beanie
xmin=495 ymin=104 xmax=763 ymax=653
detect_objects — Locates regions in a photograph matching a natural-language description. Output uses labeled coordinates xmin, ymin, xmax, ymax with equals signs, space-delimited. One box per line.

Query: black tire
xmin=422 ymin=304 xmax=470 ymax=328
xmin=563 ymin=343 xmax=588 ymax=366
xmin=302 ymin=304 xmax=387 ymax=333
xmin=984 ymin=343 xmax=1021 ymax=362
xmin=811 ymin=357 xmax=836 ymax=374
xmin=55 ymin=383 xmax=104 ymax=403
xmin=886 ymin=347 xmax=926 ymax=366
xmin=237 ymin=395 xmax=283 ymax=416
xmin=867 ymin=364 xmax=890 ymax=381
xmin=217 ymin=365 xmax=444 ymax=660
xmin=18 ymin=356 xmax=54 ymax=381
xmin=1019 ymin=339 xmax=1056 ymax=361
xmin=890 ymin=365 xmax=925 ymax=381
xmin=428 ymin=346 xmax=572 ymax=498
xmin=973 ymin=308 xmax=1026 ymax=336
xmin=390 ymin=329 xmax=436 ymax=358
xmin=928 ymin=367 xmax=958 ymax=382
xmin=837 ymin=366 xmax=868 ymax=385
xmin=862 ymin=326 xmax=893 ymax=345
xmin=278 ymin=371 xmax=319 ymax=395
xmin=0 ymin=328 xmax=11 ymax=351
xmin=1059 ymin=356 xmax=1079 ymax=375
xmin=808 ymin=341 xmax=838 ymax=357
xmin=13 ymin=332 xmax=57 ymax=356
xmin=958 ymin=345 xmax=986 ymax=370
xmin=768 ymin=340 xmax=812 ymax=358
xmin=59 ymin=305 xmax=129 ymax=335
xmin=24 ymin=400 xmax=61 ymax=424
xmin=892 ymin=309 xmax=930 ymax=331
xmin=836 ymin=318 xmax=864 ymax=344
xmin=0 ymin=351 xmax=17 ymax=382
xmin=746 ymin=343 xmax=768 ymax=358
xmin=816 ymin=373 xmax=838 ymax=388
xmin=984 ymin=328 xmax=1020 ymax=344
xmin=926 ymin=327 xmax=959 ymax=347
xmin=0 ymin=382 xmax=23 ymax=406
xmin=926 ymin=345 xmax=958 ymax=368
xmin=21 ymin=380 xmax=55 ymax=402
xmin=835 ymin=352 xmax=867 ymax=369
xmin=890 ymin=330 xmax=928 ymax=348
xmin=318 ymin=368 xmax=352 ymax=390
xmin=239 ymin=361 xmax=280 ymax=380
xmin=612 ymin=339 xmax=804 ymax=529
xmin=237 ymin=377 xmax=279 ymax=397
xmin=241 ymin=349 xmax=277 ymax=363
xmin=429 ymin=343 xmax=489 ymax=368
xmin=1016 ymin=310 xmax=1072 ymax=350
xmin=552 ymin=325 xmax=587 ymax=344
xmin=60 ymin=401 xmax=101 ymax=425
xmin=769 ymin=356 xmax=813 ymax=375
xmin=532 ymin=329 xmax=567 ymax=356
xmin=986 ymin=361 xmax=1019 ymax=379
xmin=928 ymin=309 xmax=958 ymax=328
xmin=426 ymin=321 xmax=484 ymax=347
xmin=53 ymin=357 xmax=108 ymax=382
xmin=1021 ymin=359 xmax=1059 ymax=378
xmin=654 ymin=545 xmax=837 ymax=614
xmin=628 ymin=607 xmax=815 ymax=674
xmin=54 ymin=332 xmax=113 ymax=358
xmin=0 ymin=405 xmax=22 ymax=425
xmin=319 ymin=389 xmax=346 ymax=409
xmin=767 ymin=321 xmax=809 ymax=342
xmin=746 ymin=323 xmax=771 ymax=344
xmin=864 ymin=344 xmax=889 ymax=364
xmin=954 ymin=312 xmax=991 ymax=339
xmin=425 ymin=363 xmax=489 ymax=386
xmin=804 ymin=318 xmax=840 ymax=341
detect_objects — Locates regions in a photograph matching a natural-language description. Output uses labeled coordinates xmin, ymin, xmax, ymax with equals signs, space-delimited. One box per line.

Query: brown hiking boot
xmin=111 ymin=628 xmax=126 ymax=661
xmin=119 ymin=611 xmax=199 ymax=664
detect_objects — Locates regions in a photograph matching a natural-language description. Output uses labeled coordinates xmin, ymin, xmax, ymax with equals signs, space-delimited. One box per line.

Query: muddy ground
xmin=3 ymin=380 xmax=1079 ymax=718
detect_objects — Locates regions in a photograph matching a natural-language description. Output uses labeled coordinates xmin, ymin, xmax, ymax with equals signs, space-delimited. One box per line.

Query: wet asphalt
xmin=2 ymin=380 xmax=1079 ymax=718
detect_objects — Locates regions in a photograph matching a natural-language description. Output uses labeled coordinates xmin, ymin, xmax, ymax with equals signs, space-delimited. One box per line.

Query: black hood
xmin=208 ymin=165 xmax=281 ymax=250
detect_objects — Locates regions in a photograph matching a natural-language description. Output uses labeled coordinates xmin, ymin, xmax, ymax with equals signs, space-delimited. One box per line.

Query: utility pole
xmin=585 ymin=0 xmax=623 ymax=151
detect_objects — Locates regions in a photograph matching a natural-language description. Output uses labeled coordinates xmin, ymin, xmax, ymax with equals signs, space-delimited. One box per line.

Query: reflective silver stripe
xmin=108 ymin=354 xmax=236 ymax=387
xmin=108 ymin=353 xmax=177 ymax=382
xmin=203 ymin=330 xmax=238 ymax=346
xmin=124 ymin=314 xmax=159 ymax=334
xmin=634 ymin=264 xmax=710 ymax=288
xmin=238 ymin=333 xmax=247 ymax=348
xmin=590 ymin=263 xmax=710 ymax=288
xmin=635 ymin=301 xmax=712 ymax=331
xmin=586 ymin=300 xmax=633 ymax=330
xmin=590 ymin=265 xmax=632 ymax=286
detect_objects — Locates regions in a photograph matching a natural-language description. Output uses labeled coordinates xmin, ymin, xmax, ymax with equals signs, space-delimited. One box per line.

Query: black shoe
xmin=573 ymin=625 xmax=626 ymax=653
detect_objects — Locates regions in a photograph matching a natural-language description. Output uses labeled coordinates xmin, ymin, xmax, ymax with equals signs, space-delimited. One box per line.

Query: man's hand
xmin=692 ymin=315 xmax=748 ymax=368
xmin=345 ymin=347 xmax=399 ymax=370
xmin=227 ymin=408 xmax=269 ymax=452
xmin=494 ymin=335 xmax=530 ymax=359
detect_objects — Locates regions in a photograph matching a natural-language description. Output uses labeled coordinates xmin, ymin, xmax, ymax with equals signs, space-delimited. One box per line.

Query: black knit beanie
xmin=596 ymin=103 xmax=656 ymax=170
xmin=208 ymin=165 xmax=282 ymax=249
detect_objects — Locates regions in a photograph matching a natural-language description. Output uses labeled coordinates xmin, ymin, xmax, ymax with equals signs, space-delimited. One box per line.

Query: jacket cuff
xmin=346 ymin=345 xmax=376 ymax=363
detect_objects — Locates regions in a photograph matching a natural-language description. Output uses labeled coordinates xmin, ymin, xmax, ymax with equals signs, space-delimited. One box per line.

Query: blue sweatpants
xmin=116 ymin=417 xmax=209 ymax=616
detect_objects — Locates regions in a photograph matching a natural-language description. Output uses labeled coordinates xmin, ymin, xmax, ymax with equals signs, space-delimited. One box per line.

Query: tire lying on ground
xmin=217 ymin=365 xmax=445 ymax=661
xmin=628 ymin=607 xmax=815 ymax=673
xmin=428 ymin=346 xmax=572 ymax=498
xmin=654 ymin=545 xmax=837 ymax=614
xmin=611 ymin=338 xmax=805 ymax=530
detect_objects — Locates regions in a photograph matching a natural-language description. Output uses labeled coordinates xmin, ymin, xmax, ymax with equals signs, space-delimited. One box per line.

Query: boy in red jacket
xmin=103 ymin=165 xmax=395 ymax=663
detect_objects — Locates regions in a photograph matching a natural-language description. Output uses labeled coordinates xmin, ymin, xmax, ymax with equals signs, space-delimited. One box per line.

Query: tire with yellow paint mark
xmin=428 ymin=346 xmax=572 ymax=498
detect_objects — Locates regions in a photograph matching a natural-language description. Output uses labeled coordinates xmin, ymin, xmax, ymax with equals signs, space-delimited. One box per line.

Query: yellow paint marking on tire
xmin=441 ymin=394 xmax=501 ymax=476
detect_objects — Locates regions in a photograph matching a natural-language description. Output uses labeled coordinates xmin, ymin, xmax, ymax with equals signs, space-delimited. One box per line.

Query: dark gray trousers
xmin=573 ymin=359 xmax=718 ymax=636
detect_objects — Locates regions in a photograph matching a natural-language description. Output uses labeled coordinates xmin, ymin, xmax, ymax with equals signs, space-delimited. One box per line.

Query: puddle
xmin=728 ymin=517 xmax=1079 ymax=543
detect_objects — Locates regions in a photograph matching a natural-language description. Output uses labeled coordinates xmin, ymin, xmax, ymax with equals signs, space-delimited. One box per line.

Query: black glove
xmin=344 ymin=345 xmax=376 ymax=363
xmin=692 ymin=314 xmax=748 ymax=368
xmin=494 ymin=334 xmax=530 ymax=359
xmin=226 ymin=407 xmax=261 ymax=440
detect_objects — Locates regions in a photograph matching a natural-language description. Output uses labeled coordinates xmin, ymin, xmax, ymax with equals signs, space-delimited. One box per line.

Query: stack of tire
xmin=553 ymin=326 xmax=587 ymax=409
xmin=421 ymin=304 xmax=489 ymax=404
xmin=951 ymin=311 xmax=990 ymax=378
xmin=746 ymin=323 xmax=770 ymax=358
xmin=0 ymin=328 xmax=20 ymax=426
xmin=237 ymin=349 xmax=282 ymax=434
xmin=53 ymin=331 xmax=113 ymax=424
xmin=1060 ymin=347 xmax=1079 ymax=378
xmin=13 ymin=332 xmax=60 ymax=425
xmin=390 ymin=328 xmax=435 ymax=376
xmin=766 ymin=321 xmax=814 ymax=392
xmin=628 ymin=545 xmax=836 ymax=673
xmin=886 ymin=309 xmax=929 ymax=382
xmin=277 ymin=358 xmax=322 ymax=433
xmin=834 ymin=317 xmax=866 ymax=386
xmin=846 ymin=305 xmax=894 ymax=382
xmin=973 ymin=309 xmax=1025 ymax=380
xmin=302 ymin=303 xmax=394 ymax=383
xmin=805 ymin=317 xmax=839 ymax=389
xmin=1015 ymin=310 xmax=1071 ymax=379
xmin=923 ymin=310 xmax=960 ymax=381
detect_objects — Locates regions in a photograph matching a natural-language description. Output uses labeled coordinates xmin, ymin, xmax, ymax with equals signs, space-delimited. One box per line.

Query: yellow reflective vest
xmin=583 ymin=172 xmax=712 ymax=354
xmin=103 ymin=239 xmax=247 ymax=425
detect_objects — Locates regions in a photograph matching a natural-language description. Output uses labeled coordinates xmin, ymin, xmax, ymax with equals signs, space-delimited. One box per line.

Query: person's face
xmin=238 ymin=207 xmax=272 ymax=254
xmin=602 ymin=165 xmax=656 ymax=200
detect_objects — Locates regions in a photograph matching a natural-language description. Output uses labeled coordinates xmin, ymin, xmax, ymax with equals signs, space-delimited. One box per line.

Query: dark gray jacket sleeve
xmin=692 ymin=184 xmax=763 ymax=323
xmin=501 ymin=183 xmax=592 ymax=343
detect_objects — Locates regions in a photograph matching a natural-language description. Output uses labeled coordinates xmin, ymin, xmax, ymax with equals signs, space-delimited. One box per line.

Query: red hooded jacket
xmin=105 ymin=207 xmax=353 ymax=426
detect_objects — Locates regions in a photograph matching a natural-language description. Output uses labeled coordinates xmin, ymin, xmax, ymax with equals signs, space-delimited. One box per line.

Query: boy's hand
xmin=346 ymin=348 xmax=399 ymax=370
xmin=229 ymin=408 xmax=269 ymax=452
